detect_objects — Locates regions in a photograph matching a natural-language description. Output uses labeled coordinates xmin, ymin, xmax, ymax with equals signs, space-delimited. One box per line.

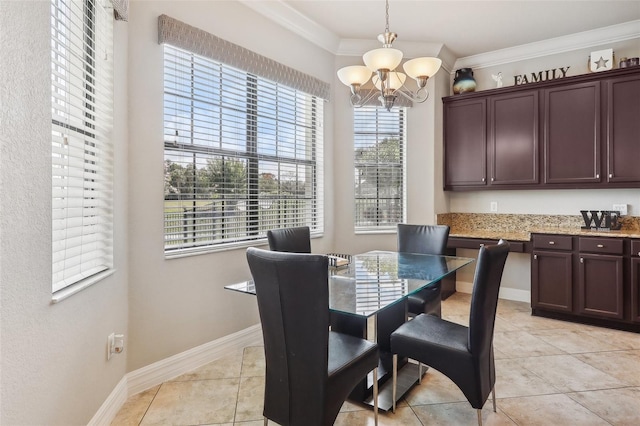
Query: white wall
xmin=126 ymin=1 xmax=336 ymax=371
xmin=0 ymin=2 xmax=130 ymax=425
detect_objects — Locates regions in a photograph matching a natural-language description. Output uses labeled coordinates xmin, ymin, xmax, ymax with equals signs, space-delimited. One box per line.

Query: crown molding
xmin=454 ymin=20 xmax=640 ymax=70
xmin=241 ymin=2 xmax=639 ymax=72
xmin=239 ymin=0 xmax=340 ymax=53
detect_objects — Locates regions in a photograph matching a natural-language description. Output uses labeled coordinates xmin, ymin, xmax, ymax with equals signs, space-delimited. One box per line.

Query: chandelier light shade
xmin=337 ymin=65 xmax=372 ymax=89
xmin=337 ymin=0 xmax=442 ymax=111
xmin=373 ymin=71 xmax=406 ymax=90
xmin=363 ymin=47 xmax=403 ymax=72
xmin=403 ymin=57 xmax=443 ymax=87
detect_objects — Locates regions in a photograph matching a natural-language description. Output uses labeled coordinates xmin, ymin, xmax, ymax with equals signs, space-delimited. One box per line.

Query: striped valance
xmin=158 ymin=14 xmax=330 ymax=101
xmin=111 ymin=0 xmax=128 ymax=21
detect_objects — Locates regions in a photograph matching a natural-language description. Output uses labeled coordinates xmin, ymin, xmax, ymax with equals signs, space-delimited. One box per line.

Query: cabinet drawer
xmin=632 ymin=240 xmax=640 ymax=257
xmin=448 ymin=237 xmax=525 ymax=253
xmin=532 ymin=234 xmax=573 ymax=251
xmin=579 ymin=237 xmax=623 ymax=255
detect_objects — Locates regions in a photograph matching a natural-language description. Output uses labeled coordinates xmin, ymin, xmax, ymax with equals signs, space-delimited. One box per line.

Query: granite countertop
xmin=438 ymin=213 xmax=640 ymax=241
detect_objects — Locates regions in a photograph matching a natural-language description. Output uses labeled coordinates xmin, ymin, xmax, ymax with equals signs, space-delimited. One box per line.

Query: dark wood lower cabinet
xmin=532 ymin=250 xmax=573 ymax=312
xmin=632 ymin=256 xmax=640 ymax=323
xmin=578 ymin=254 xmax=624 ymax=319
xmin=531 ymin=234 xmax=638 ymax=332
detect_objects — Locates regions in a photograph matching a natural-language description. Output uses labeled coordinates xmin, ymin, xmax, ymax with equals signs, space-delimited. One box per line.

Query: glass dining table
xmin=225 ymin=250 xmax=474 ymax=411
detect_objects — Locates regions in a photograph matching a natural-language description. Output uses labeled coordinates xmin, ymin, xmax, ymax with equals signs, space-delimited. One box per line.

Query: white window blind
xmin=354 ymin=106 xmax=406 ymax=231
xmin=51 ymin=0 xmax=114 ymax=293
xmin=163 ymin=45 xmax=323 ymax=254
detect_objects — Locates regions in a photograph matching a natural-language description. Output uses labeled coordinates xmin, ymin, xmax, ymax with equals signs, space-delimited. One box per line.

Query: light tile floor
xmin=111 ymin=293 xmax=640 ymax=425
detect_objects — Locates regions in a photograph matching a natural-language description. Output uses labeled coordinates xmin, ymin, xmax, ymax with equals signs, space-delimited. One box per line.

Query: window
xmin=354 ymin=106 xmax=406 ymax=231
xmin=163 ymin=45 xmax=323 ymax=255
xmin=51 ymin=0 xmax=114 ymax=295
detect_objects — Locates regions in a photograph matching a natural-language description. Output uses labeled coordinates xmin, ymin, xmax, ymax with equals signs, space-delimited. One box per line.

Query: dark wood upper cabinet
xmin=444 ymin=98 xmax=486 ymax=188
xmin=543 ymin=81 xmax=600 ymax=184
xmin=489 ymin=91 xmax=539 ymax=185
xmin=443 ymin=67 xmax=640 ymax=191
xmin=606 ymin=73 xmax=640 ymax=183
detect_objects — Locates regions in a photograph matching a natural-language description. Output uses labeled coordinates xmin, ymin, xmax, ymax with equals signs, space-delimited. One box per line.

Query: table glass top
xmin=225 ymin=250 xmax=474 ymax=317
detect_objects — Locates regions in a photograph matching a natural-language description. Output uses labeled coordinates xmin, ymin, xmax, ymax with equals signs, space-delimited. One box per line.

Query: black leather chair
xmin=267 ymin=226 xmax=311 ymax=253
xmin=246 ymin=247 xmax=379 ymax=426
xmin=397 ymin=224 xmax=450 ymax=317
xmin=390 ymin=240 xmax=510 ymax=426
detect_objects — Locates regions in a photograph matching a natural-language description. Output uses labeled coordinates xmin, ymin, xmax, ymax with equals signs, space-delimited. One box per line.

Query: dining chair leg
xmin=373 ymin=367 xmax=379 ymax=426
xmin=418 ymin=362 xmax=423 ymax=383
xmin=477 ymin=409 xmax=483 ymax=426
xmin=492 ymin=387 xmax=497 ymax=412
xmin=264 ymin=417 xmax=268 ymax=426
xmin=392 ymin=354 xmax=398 ymax=413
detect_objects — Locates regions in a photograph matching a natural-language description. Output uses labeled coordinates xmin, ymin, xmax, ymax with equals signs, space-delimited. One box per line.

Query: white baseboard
xmin=456 ymin=281 xmax=531 ymax=303
xmin=89 ymin=324 xmax=263 ymax=426
xmin=88 ymin=376 xmax=128 ymax=426
xmin=89 ymin=283 xmax=530 ymax=425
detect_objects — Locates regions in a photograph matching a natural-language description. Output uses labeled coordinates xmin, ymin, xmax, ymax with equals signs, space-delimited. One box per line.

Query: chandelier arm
xmin=350 ymin=89 xmax=381 ymax=108
xmin=394 ymin=86 xmax=430 ymax=103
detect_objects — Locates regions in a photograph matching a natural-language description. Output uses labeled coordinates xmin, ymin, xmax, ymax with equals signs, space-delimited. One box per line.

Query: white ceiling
xmin=248 ymin=0 xmax=640 ymax=59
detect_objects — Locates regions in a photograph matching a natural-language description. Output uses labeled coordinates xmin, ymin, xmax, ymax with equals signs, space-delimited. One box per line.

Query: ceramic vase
xmin=453 ymin=68 xmax=477 ymax=94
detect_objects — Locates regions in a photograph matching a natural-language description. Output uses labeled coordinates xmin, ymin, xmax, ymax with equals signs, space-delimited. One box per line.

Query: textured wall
xmin=0 ymin=2 xmax=129 ymax=424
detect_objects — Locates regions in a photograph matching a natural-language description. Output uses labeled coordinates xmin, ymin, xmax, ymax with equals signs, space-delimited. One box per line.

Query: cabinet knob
xmin=638 ymin=251 xmax=640 ymax=256
xmin=548 ymin=241 xmax=555 ymax=245
xmin=597 ymin=244 xmax=604 ymax=248
xmin=482 ymin=178 xmax=486 ymax=182
xmin=596 ymin=173 xmax=600 ymax=179
xmin=491 ymin=177 xmax=495 ymax=182
xmin=609 ymin=173 xmax=613 ymax=178
xmin=534 ymin=254 xmax=538 ymax=260
xmin=580 ymin=257 xmax=584 ymax=263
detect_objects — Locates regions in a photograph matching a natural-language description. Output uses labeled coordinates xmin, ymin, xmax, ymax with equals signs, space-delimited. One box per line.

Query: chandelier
xmin=336 ymin=0 xmax=442 ymax=111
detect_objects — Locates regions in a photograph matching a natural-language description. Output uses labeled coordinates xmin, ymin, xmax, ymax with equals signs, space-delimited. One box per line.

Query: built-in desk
xmin=437 ymin=213 xmax=640 ymax=332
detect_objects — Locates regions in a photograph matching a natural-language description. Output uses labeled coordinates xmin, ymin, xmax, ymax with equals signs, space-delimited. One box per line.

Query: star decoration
xmin=594 ymin=56 xmax=609 ymax=70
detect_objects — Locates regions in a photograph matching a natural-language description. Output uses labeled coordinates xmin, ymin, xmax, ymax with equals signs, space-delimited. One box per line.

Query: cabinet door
xmin=489 ymin=91 xmax=539 ymax=185
xmin=532 ymin=251 xmax=573 ymax=312
xmin=606 ymin=74 xmax=640 ymax=183
xmin=444 ymin=98 xmax=486 ymax=188
xmin=578 ymin=253 xmax=624 ymax=319
xmin=632 ymin=258 xmax=640 ymax=323
xmin=543 ymin=82 xmax=601 ymax=184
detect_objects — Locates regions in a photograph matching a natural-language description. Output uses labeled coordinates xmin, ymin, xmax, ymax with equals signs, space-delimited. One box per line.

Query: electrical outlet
xmin=490 ymin=201 xmax=498 ymax=212
xmin=107 ymin=333 xmax=115 ymax=361
xmin=612 ymin=204 xmax=628 ymax=216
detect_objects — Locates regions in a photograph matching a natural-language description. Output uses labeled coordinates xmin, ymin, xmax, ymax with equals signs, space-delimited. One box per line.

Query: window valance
xmin=157 ymin=14 xmax=330 ymax=101
xmin=111 ymin=0 xmax=128 ymax=21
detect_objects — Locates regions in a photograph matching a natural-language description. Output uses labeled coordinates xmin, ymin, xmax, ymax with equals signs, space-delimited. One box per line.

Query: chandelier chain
xmin=384 ymin=0 xmax=390 ymax=33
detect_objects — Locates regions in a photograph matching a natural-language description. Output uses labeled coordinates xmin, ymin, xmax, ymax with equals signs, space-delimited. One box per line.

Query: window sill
xmin=51 ymin=269 xmax=116 ymax=304
xmin=354 ymin=229 xmax=397 ymax=235
xmin=164 ymin=233 xmax=325 ymax=260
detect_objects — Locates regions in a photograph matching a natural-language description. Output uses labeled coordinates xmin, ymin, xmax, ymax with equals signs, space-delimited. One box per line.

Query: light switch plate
xmin=612 ymin=204 xmax=628 ymax=216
